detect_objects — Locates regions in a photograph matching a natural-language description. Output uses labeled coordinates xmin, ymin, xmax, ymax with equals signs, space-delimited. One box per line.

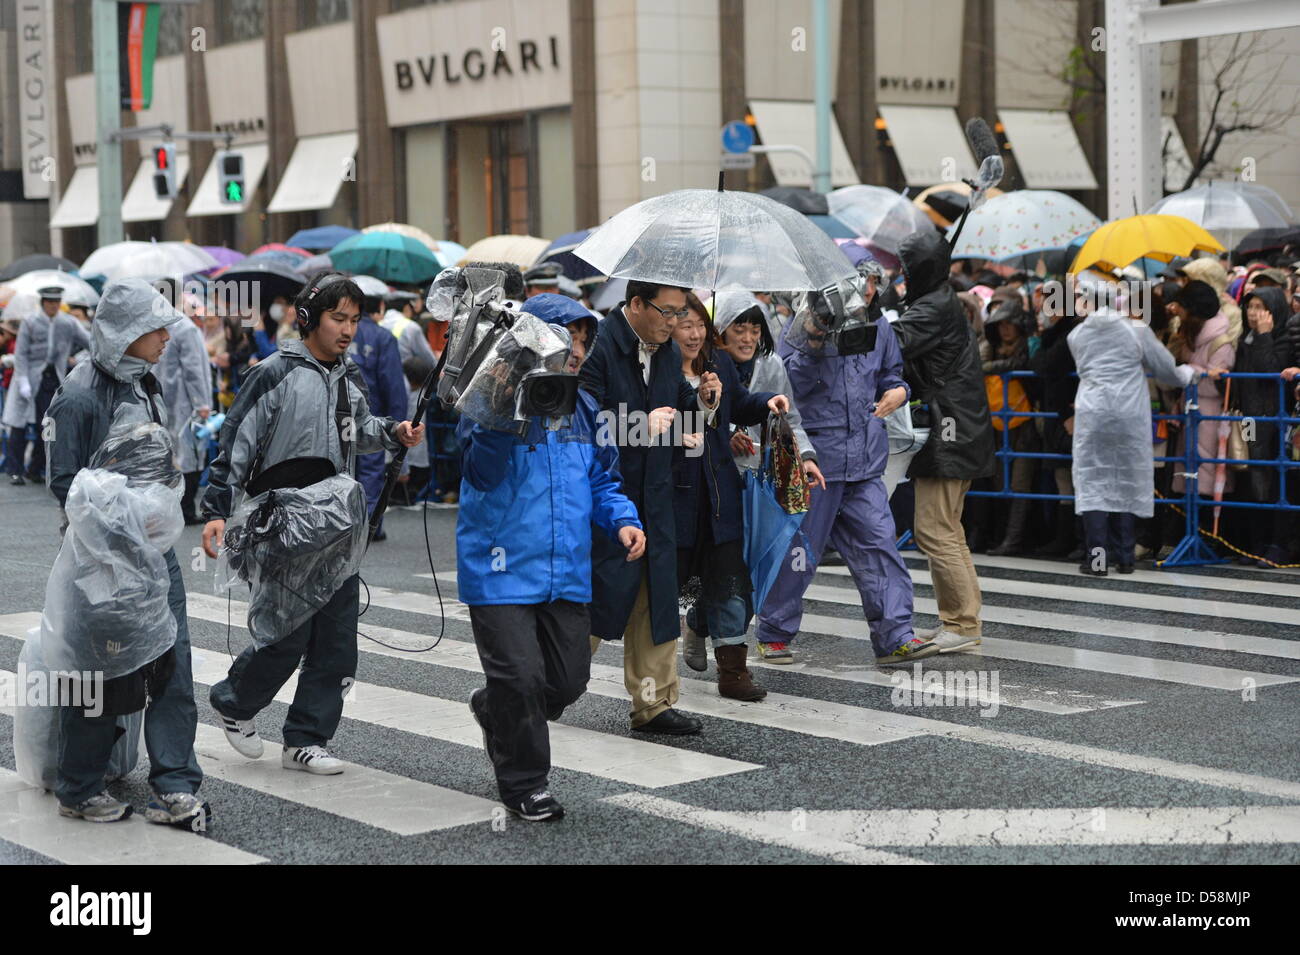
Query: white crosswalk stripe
xmin=960 ymin=552 xmax=1300 ymax=597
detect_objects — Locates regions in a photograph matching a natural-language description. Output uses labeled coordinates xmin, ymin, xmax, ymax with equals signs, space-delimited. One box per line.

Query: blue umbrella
xmin=329 ymin=232 xmax=444 ymax=285
xmin=742 ymin=465 xmax=807 ymax=615
xmin=807 ymin=214 xmax=857 ymax=239
xmin=287 ymin=225 xmax=360 ymax=251
xmin=537 ymin=228 xmax=606 ymax=288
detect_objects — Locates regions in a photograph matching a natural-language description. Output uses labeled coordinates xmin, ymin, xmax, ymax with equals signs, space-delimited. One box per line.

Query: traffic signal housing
xmin=216 ymin=150 xmax=245 ymax=205
xmin=151 ymin=142 xmax=177 ymax=200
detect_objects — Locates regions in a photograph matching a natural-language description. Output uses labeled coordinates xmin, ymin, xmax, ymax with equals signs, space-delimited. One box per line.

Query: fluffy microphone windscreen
xmin=964 ymin=117 xmax=999 ymax=163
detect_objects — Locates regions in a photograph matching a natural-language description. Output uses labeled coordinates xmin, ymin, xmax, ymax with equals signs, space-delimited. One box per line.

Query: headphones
xmin=295 ymin=273 xmax=350 ymax=333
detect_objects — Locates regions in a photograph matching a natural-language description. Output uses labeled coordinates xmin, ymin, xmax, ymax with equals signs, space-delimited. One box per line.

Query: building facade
xmin=0 ymin=0 xmax=1294 ymax=263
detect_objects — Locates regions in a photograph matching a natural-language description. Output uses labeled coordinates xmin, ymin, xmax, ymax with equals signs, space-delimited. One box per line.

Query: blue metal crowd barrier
xmin=961 ymin=368 xmax=1300 ymax=568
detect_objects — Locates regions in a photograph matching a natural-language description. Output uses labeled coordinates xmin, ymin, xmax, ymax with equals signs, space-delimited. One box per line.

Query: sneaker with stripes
xmin=282 ymin=745 xmax=345 ymax=775
xmin=218 ymin=714 xmax=264 ymax=759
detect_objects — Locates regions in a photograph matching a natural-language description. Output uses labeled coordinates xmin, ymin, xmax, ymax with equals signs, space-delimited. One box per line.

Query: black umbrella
xmin=0 ymin=254 xmax=79 ymax=283
xmin=759 ymin=186 xmax=829 ymax=217
xmin=1233 ymin=225 xmax=1300 ymax=263
xmin=216 ymin=254 xmax=307 ymax=305
xmin=922 ymin=190 xmax=970 ymax=225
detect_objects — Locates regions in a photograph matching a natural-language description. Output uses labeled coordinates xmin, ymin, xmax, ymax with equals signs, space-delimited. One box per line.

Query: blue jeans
xmin=685 ymin=595 xmax=750 ymax=648
xmin=56 ymin=550 xmax=203 ymax=807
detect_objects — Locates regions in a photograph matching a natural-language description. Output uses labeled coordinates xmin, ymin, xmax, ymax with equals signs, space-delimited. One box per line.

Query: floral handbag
xmin=762 ymin=413 xmax=810 ymax=515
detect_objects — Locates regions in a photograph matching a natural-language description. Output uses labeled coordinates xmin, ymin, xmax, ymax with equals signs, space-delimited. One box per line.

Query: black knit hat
xmin=1174 ymin=279 xmax=1220 ymax=320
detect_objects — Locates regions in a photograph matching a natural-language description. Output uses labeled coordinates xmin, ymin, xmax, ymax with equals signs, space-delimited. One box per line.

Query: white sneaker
xmin=282 ymin=745 xmax=344 ymax=775
xmin=58 ymin=791 xmax=132 ymax=823
xmin=928 ymin=630 xmax=982 ymax=653
xmin=218 ymin=714 xmax=263 ymax=759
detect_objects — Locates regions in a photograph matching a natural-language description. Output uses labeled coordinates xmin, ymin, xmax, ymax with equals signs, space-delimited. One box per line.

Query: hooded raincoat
xmin=2 ymin=309 xmax=50 ymax=428
xmin=1067 ymin=309 xmax=1194 ymax=516
xmin=157 ymin=315 xmax=212 ymax=472
xmin=1233 ymin=287 xmax=1291 ymax=503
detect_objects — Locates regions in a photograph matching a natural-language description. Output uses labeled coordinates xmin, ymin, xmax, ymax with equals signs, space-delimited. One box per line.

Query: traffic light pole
xmin=93 ymin=0 xmax=123 ymax=247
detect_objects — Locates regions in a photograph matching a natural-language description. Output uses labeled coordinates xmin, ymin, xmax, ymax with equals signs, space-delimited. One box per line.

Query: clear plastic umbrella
xmin=0 ymin=269 xmax=100 ymax=310
xmin=573 ymin=189 xmax=857 ymax=292
xmin=826 ymin=185 xmax=935 ymax=257
xmin=81 ymin=241 xmax=218 ymax=282
xmin=946 ymin=190 xmax=1101 ymax=261
xmin=1147 ymin=182 xmax=1293 ymax=249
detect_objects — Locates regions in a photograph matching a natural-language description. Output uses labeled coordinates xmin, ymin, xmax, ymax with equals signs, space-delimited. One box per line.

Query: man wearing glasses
xmin=580 ymin=281 xmax=721 ymax=735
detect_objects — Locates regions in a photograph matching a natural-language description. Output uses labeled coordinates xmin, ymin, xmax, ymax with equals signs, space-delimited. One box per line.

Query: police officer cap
xmin=38 ymin=286 xmax=64 ymax=300
xmin=523 ymin=262 xmax=562 ymax=287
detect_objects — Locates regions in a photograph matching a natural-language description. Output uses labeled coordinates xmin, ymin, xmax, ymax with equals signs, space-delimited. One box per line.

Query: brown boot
xmin=715 ymin=645 xmax=767 ymax=701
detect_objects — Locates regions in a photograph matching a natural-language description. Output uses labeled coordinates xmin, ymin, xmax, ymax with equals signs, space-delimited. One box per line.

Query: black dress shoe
xmin=633 ymin=708 xmax=702 ymax=736
xmin=24 ymin=471 xmax=43 ymax=484
xmin=371 ymin=529 xmax=387 ymax=542
xmin=10 ymin=474 xmax=25 ymax=486
xmin=1079 ymin=563 xmax=1107 ymax=577
xmin=1117 ymin=564 xmax=1135 ymax=574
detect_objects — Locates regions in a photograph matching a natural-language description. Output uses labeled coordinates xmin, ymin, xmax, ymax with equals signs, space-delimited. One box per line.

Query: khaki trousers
xmin=590 ymin=570 xmax=679 ymax=727
xmin=912 ymin=476 xmax=982 ymax=636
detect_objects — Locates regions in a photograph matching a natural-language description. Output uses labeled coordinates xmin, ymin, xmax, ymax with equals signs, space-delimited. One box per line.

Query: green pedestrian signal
xmin=216 ymin=150 xmax=246 ymax=206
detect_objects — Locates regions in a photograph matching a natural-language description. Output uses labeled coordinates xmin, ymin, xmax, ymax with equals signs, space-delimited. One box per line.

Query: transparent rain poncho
xmin=454 ymin=313 xmax=574 ymax=433
xmin=1069 ymin=309 xmax=1194 ymax=517
xmin=39 ymin=415 xmax=184 ymax=681
xmin=217 ymin=473 xmax=368 ymax=648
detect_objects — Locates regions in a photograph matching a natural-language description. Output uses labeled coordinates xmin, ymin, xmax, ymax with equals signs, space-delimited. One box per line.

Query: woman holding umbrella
xmin=669 ymin=293 xmax=782 ymax=701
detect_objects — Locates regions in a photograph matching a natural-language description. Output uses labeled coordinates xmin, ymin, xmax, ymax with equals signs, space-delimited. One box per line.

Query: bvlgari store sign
xmin=376 ymin=0 xmax=571 ymax=128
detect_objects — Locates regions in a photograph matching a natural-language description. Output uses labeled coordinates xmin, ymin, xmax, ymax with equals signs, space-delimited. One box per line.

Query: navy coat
xmin=579 ymin=307 xmax=702 ymax=645
xmin=672 ymin=349 xmax=774 ymax=551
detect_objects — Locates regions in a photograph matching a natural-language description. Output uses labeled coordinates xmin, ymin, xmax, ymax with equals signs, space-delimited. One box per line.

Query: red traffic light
xmin=153 ymin=146 xmax=170 ymax=169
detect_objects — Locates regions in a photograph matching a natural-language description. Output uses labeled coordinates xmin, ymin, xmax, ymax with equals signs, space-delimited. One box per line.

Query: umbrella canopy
xmin=199 ymin=246 xmax=245 ymax=271
xmin=433 ymin=239 xmax=468 ymax=265
xmin=535 ymin=229 xmax=606 ymax=288
xmin=329 ymin=231 xmax=444 ymax=285
xmin=913 ymin=181 xmax=1006 ymax=227
xmin=742 ymin=468 xmax=807 ymax=615
xmin=1232 ymin=225 xmax=1300 ymax=263
xmin=759 ymin=186 xmax=829 ymax=216
xmin=1069 ymin=214 xmax=1224 ymax=275
xmin=590 ymin=277 xmax=628 ymax=312
xmin=362 ymin=222 xmax=441 ymax=255
xmin=287 ymin=225 xmax=360 ymax=251
xmin=947 ymin=190 xmax=1101 ymax=261
xmin=251 ymin=243 xmax=311 ymax=259
xmin=458 ymin=234 xmax=550 ymax=269
xmin=826 ymin=185 xmax=935 ymax=257
xmin=573 ymin=189 xmax=857 ymax=292
xmin=0 ymin=254 xmax=78 ymax=283
xmin=216 ymin=255 xmax=307 ymax=306
xmin=807 ymin=214 xmax=857 ymax=239
xmin=294 ymin=252 xmax=333 ymax=275
xmin=80 ymin=241 xmax=217 ymax=281
xmin=348 ymin=274 xmax=392 ymax=299
xmin=1147 ymin=181 xmax=1293 ymax=249
xmin=0 ymin=271 xmax=101 ymax=317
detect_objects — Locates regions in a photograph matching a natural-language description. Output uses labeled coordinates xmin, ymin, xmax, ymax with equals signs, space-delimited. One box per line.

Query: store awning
xmin=746 ymin=100 xmax=860 ymax=188
xmin=121 ymin=154 xmax=192 ymax=222
xmin=48 ymin=166 xmax=99 ymax=229
xmin=877 ymin=105 xmax=976 ymax=186
xmin=266 ymin=132 xmax=359 ymax=214
xmin=998 ymin=109 xmax=1097 ymax=190
xmin=186 ymin=142 xmax=270 ymax=218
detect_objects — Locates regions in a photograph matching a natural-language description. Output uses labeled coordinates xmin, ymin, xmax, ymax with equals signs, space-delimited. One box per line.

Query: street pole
xmin=94 ymin=0 xmax=123 ymax=246
xmin=812 ymin=0 xmax=832 ymax=194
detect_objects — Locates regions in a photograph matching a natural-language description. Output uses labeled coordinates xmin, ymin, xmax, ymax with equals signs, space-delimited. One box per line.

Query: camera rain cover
xmin=217 ymin=474 xmax=368 ymax=648
xmin=455 ymin=313 xmax=574 ymax=433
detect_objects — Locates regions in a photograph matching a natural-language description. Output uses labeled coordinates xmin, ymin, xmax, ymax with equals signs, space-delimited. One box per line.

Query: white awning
xmin=49 ymin=166 xmax=99 ymax=229
xmin=746 ymin=100 xmax=860 ymax=188
xmin=877 ymin=105 xmax=977 ymax=186
xmin=998 ymin=109 xmax=1097 ymax=190
xmin=186 ymin=142 xmax=270 ymax=217
xmin=266 ymin=132 xmax=359 ymax=214
xmin=121 ymin=154 xmax=192 ymax=222
xmin=1161 ymin=115 xmax=1195 ymax=192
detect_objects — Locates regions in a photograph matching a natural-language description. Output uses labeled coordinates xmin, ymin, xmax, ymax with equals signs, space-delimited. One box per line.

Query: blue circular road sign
xmin=721 ymin=121 xmax=755 ymax=154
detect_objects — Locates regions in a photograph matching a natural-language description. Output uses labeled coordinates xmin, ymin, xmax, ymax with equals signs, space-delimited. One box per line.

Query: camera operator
xmin=200 ymin=274 xmax=424 ymax=775
xmin=456 ymin=290 xmax=645 ymax=821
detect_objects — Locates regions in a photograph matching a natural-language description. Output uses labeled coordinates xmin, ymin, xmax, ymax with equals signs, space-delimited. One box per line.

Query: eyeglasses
xmin=643 ymin=300 xmax=691 ymax=321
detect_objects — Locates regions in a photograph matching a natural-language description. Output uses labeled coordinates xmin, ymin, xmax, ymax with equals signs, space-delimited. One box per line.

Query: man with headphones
xmin=200 ymin=273 xmax=424 ymax=774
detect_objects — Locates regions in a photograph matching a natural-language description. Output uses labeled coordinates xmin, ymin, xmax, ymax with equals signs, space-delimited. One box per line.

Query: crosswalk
xmin=1 ymin=552 xmax=1298 ymax=864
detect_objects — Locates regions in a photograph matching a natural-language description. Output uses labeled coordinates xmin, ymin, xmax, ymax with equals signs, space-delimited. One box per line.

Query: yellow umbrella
xmin=1069 ymin=214 xmax=1224 ymax=275
xmin=457 ymin=234 xmax=550 ymax=269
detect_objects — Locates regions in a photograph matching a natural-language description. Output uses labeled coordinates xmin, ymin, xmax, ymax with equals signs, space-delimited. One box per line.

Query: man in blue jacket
xmin=458 ymin=301 xmax=645 ymax=822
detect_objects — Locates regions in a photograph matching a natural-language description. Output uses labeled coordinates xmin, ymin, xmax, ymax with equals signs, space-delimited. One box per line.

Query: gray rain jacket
xmin=45 ymin=279 xmax=181 ymax=508
xmin=712 ymin=290 xmax=815 ymax=470
xmin=157 ymin=316 xmax=212 ymax=472
xmin=201 ymin=337 xmax=400 ymax=520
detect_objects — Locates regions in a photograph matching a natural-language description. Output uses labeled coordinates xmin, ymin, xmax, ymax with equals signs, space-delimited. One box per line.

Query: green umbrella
xmin=328 ymin=232 xmax=443 ymax=285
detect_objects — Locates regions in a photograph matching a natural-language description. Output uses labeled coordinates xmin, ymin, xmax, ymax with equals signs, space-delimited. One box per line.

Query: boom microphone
xmin=949 ymin=116 xmax=1005 ymax=246
xmin=965 ymin=117 xmax=999 ymax=164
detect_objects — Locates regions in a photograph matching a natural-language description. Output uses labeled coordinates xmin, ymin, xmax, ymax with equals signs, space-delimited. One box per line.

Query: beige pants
xmin=912 ymin=476 xmax=982 ymax=636
xmin=590 ymin=570 xmax=679 ymax=727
